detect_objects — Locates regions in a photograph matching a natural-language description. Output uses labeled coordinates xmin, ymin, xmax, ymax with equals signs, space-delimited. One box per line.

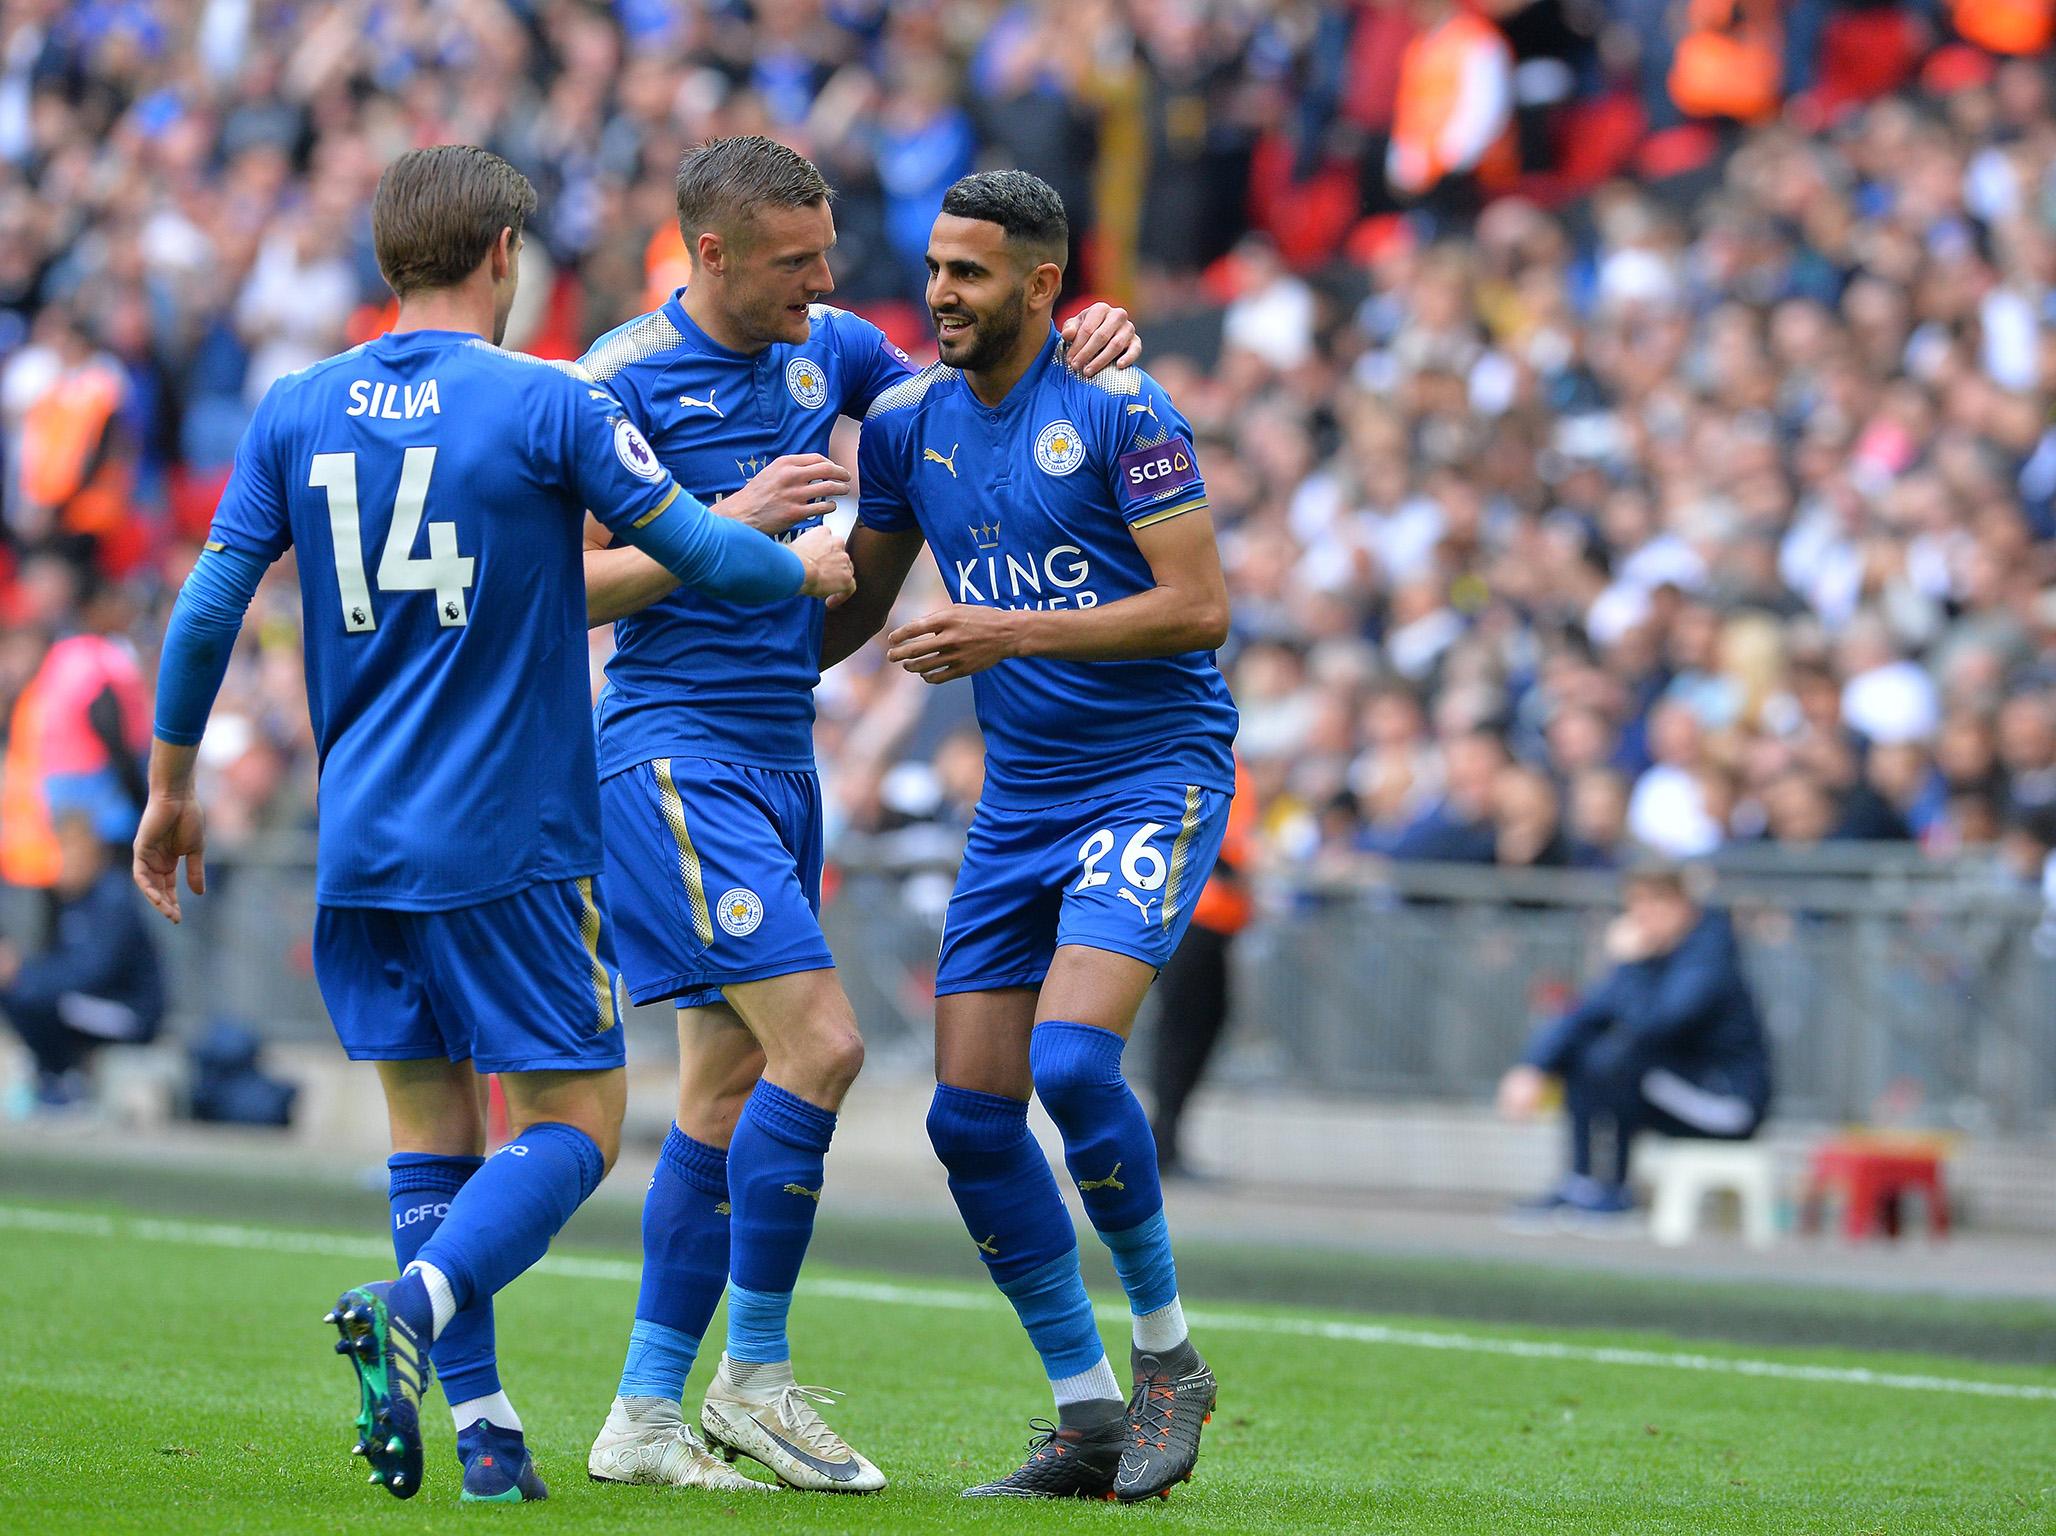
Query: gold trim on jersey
xmin=630 ymin=482 xmax=682 ymax=530
xmin=652 ymin=758 xmax=715 ymax=945
xmin=574 ymin=876 xmax=617 ymax=1033
xmin=1130 ymin=497 xmax=1207 ymax=531
xmin=1161 ymin=785 xmax=1204 ymax=929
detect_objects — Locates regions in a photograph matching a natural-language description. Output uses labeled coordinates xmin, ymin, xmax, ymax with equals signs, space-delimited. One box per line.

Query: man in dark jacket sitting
xmin=0 ymin=811 xmax=165 ymax=1111
xmin=1497 ymin=860 xmax=1772 ymax=1221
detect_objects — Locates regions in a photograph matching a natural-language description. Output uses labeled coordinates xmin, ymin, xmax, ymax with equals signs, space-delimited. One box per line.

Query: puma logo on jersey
xmin=924 ymin=442 xmax=960 ymax=478
xmin=975 ymin=1233 xmax=1000 ymax=1255
xmin=783 ymin=1183 xmax=823 ymax=1203
xmin=1118 ymin=888 xmax=1159 ymax=924
xmin=678 ymin=388 xmax=724 ymax=418
xmin=1079 ymin=1164 xmax=1125 ymax=1193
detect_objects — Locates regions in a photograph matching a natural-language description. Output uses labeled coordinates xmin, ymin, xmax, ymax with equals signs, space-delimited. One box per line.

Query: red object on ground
xmin=1803 ymin=1135 xmax=1951 ymax=1239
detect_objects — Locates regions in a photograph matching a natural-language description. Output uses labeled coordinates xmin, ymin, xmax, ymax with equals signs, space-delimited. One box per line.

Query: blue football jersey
xmin=856 ymin=329 xmax=1238 ymax=808
xmin=581 ymin=295 xmax=915 ymax=776
xmin=207 ymin=328 xmax=696 ymax=910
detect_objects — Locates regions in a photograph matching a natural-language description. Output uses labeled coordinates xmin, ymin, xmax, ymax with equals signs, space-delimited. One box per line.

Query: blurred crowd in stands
xmin=1 ymin=0 xmax=2053 ymax=907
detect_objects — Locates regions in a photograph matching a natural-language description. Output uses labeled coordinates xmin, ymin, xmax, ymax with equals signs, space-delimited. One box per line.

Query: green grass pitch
xmin=1 ymin=1201 xmax=2050 ymax=1534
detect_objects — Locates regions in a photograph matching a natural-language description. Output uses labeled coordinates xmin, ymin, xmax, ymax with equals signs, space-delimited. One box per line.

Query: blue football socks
xmin=1031 ymin=1021 xmax=1185 ymax=1343
xmin=926 ymin=1083 xmax=1106 ymax=1386
xmin=723 ymin=1080 xmax=836 ymax=1364
xmin=387 ymin=1152 xmax=501 ymax=1406
xmin=411 ymin=1121 xmax=605 ymax=1317
xmin=618 ymin=1124 xmax=731 ymax=1400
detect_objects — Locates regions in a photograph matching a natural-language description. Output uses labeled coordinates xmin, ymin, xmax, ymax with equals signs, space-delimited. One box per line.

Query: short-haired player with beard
xmin=823 ymin=170 xmax=1235 ymax=1501
xmin=572 ymin=137 xmax=1142 ymax=1496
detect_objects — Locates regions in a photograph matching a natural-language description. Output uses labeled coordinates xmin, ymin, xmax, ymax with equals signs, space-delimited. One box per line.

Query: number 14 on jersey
xmin=309 ymin=446 xmax=475 ymax=632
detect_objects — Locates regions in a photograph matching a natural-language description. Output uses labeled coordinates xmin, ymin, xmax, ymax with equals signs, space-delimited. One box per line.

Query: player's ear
xmin=1028 ymin=259 xmax=1063 ymax=313
xmin=489 ymin=226 xmax=517 ymax=282
xmin=696 ymin=230 xmax=726 ymax=277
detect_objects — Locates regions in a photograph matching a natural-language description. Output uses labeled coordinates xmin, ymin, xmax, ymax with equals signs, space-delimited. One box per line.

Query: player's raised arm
xmin=570 ymin=387 xmax=851 ymax=608
xmin=820 ymin=415 xmax=926 ymax=666
xmin=582 ymin=453 xmax=851 ymax=626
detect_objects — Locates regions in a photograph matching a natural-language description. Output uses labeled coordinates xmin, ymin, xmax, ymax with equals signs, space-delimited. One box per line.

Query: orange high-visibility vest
xmin=1191 ymin=758 xmax=1257 ymax=936
xmin=0 ymin=677 xmax=60 ymax=888
xmin=20 ymin=363 xmax=129 ymax=535
xmin=644 ymin=224 xmax=691 ymax=315
xmin=1670 ymin=0 xmax=1783 ymax=124
xmin=1390 ymin=11 xmax=1518 ymax=193
xmin=1954 ymin=0 xmax=2054 ymax=53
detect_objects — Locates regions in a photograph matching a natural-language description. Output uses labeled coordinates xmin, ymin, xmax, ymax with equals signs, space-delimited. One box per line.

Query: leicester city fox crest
xmin=786 ymin=357 xmax=828 ymax=410
xmin=716 ymin=887 xmax=765 ymax=937
xmin=1034 ymin=420 xmax=1086 ymax=476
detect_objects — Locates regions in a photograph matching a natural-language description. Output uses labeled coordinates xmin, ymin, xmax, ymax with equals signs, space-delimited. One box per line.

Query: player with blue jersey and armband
xmin=822 ymin=170 xmax=1237 ymax=1503
xmin=129 ymin=146 xmax=852 ymax=1508
xmin=568 ymin=136 xmax=1138 ymax=1495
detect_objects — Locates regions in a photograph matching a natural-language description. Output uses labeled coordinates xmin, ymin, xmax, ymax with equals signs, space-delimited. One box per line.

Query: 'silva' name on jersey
xmin=346 ymin=379 xmax=443 ymax=420
xmin=954 ymin=545 xmax=1100 ymax=609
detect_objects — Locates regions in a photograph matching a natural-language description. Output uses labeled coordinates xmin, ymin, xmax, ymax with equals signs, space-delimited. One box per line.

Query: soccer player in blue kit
xmin=823 ymin=170 xmax=1237 ymax=1502
xmin=572 ymin=136 xmax=1139 ymax=1494
xmin=129 ymin=146 xmax=853 ymax=1505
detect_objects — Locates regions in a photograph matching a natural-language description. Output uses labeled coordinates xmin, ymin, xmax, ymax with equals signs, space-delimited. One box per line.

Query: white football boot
xmin=588 ymin=1395 xmax=774 ymax=1491
xmin=699 ymin=1355 xmax=886 ymax=1493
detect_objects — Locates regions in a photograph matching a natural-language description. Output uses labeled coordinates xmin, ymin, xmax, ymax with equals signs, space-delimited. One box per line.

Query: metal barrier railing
xmin=7 ymin=835 xmax=2049 ymax=1134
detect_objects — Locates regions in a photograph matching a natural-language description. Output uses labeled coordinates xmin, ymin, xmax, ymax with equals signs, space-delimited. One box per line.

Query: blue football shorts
xmin=599 ymin=756 xmax=834 ymax=1009
xmin=936 ymin=780 xmax=1233 ymax=996
xmin=314 ymin=876 xmax=628 ymax=1075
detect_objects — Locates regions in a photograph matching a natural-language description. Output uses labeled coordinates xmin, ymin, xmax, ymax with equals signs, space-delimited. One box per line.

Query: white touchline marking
xmin=5 ymin=1204 xmax=2053 ymax=1403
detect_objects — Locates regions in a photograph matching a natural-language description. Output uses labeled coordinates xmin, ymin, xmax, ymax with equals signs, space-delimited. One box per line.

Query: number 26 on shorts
xmin=1073 ymin=822 xmax=1168 ymax=894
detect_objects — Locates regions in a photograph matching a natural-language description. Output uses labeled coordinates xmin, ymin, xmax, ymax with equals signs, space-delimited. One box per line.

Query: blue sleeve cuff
xmin=153 ymin=546 xmax=267 ymax=744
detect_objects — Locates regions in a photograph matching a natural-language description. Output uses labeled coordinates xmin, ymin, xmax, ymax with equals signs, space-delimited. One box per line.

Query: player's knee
xmin=762 ymin=1014 xmax=864 ymax=1103
xmin=814 ymin=1025 xmax=865 ymax=1098
xmin=1028 ymin=1022 xmax=1125 ymax=1124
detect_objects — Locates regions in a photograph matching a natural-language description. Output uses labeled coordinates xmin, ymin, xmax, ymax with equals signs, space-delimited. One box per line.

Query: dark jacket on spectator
xmin=1521 ymin=909 xmax=1771 ymax=1113
xmin=3 ymin=866 xmax=165 ymax=1034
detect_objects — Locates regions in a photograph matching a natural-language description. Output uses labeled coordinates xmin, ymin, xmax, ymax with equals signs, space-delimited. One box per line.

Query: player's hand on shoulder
xmin=726 ymin=453 xmax=852 ymax=535
xmin=792 ymin=524 xmax=856 ymax=606
xmin=132 ymin=792 xmax=207 ymax=924
xmin=1061 ymin=302 xmax=1141 ymax=377
xmin=886 ymin=604 xmax=1022 ymax=684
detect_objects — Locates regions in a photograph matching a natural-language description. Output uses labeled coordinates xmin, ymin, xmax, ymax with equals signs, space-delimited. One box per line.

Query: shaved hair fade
xmin=372 ymin=145 xmax=537 ymax=298
xmin=940 ymin=169 xmax=1069 ymax=271
xmin=675 ymin=135 xmax=833 ymax=250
